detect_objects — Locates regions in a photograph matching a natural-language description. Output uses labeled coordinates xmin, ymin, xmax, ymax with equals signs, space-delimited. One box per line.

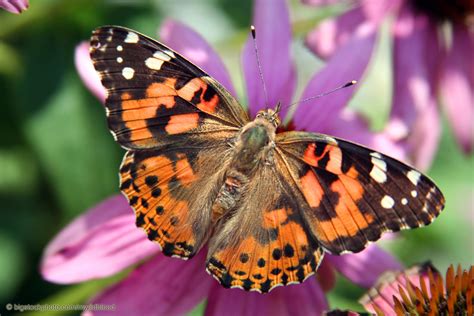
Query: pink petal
xmin=0 ymin=0 xmax=28 ymax=14
xmin=405 ymin=100 xmax=440 ymax=171
xmin=305 ymin=0 xmax=396 ymax=60
xmin=302 ymin=0 xmax=339 ymax=5
xmin=41 ymin=195 xmax=159 ymax=283
xmin=388 ymin=4 xmax=440 ymax=138
xmin=242 ymin=0 xmax=296 ymax=119
xmin=305 ymin=0 xmax=400 ymax=59
xmin=440 ymin=24 xmax=474 ymax=153
xmin=305 ymin=7 xmax=367 ymax=60
xmin=386 ymin=5 xmax=443 ymax=170
xmin=159 ymin=19 xmax=237 ymax=97
xmin=324 ymin=109 xmax=407 ymax=161
xmin=293 ymin=23 xmax=376 ymax=132
xmin=316 ymin=259 xmax=337 ymax=292
xmin=326 ymin=244 xmax=402 ymax=288
xmin=361 ymin=263 xmax=436 ymax=314
xmin=205 ymin=278 xmax=328 ymax=315
xmin=87 ymin=251 xmax=212 ymax=316
xmin=75 ymin=41 xmax=106 ymax=103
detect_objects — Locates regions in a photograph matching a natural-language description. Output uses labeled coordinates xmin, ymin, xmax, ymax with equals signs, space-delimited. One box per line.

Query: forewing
xmin=90 ymin=26 xmax=249 ymax=150
xmin=120 ymin=140 xmax=234 ymax=258
xmin=206 ymin=158 xmax=324 ymax=293
xmin=276 ymin=131 xmax=445 ymax=255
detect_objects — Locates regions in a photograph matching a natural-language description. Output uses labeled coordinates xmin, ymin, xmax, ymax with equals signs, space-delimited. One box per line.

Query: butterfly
xmin=89 ymin=26 xmax=445 ymax=293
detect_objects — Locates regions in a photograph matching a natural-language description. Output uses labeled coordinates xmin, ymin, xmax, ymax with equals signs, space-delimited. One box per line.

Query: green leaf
xmin=0 ymin=233 xmax=26 ymax=302
xmin=24 ymin=75 xmax=121 ymax=219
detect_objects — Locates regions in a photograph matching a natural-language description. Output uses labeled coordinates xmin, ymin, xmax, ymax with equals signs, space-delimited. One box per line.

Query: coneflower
xmin=364 ymin=263 xmax=473 ymax=315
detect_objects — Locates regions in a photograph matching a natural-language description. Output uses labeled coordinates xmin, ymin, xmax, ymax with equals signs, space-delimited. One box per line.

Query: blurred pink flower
xmin=0 ymin=0 xmax=28 ymax=14
xmin=304 ymin=0 xmax=474 ymax=170
xmin=48 ymin=0 xmax=409 ymax=314
xmin=75 ymin=42 xmax=106 ymax=103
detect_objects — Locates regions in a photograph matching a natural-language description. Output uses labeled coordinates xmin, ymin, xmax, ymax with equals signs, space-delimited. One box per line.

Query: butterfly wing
xmin=206 ymin=154 xmax=324 ymax=293
xmin=90 ymin=26 xmax=249 ymax=150
xmin=89 ymin=26 xmax=249 ymax=258
xmin=120 ymin=143 xmax=235 ymax=258
xmin=275 ymin=131 xmax=445 ymax=255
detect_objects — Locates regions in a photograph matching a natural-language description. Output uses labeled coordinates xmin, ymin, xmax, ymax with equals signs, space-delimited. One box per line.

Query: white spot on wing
xmin=153 ymin=51 xmax=172 ymax=61
xmin=124 ymin=32 xmax=139 ymax=43
xmin=122 ymin=67 xmax=135 ymax=80
xmin=324 ymin=136 xmax=337 ymax=145
xmin=117 ymin=45 xmax=123 ymax=51
xmin=370 ymin=156 xmax=387 ymax=183
xmin=411 ymin=190 xmax=418 ymax=197
xmin=372 ymin=157 xmax=387 ymax=171
xmin=145 ymin=57 xmax=165 ymax=70
xmin=98 ymin=43 xmax=107 ymax=52
xmin=407 ymin=170 xmax=421 ymax=185
xmin=401 ymin=198 xmax=408 ymax=205
xmin=165 ymin=50 xmax=176 ymax=58
xmin=370 ymin=152 xmax=382 ymax=159
xmin=381 ymin=195 xmax=395 ymax=209
xmin=370 ymin=167 xmax=387 ymax=183
xmin=116 ymin=57 xmax=123 ymax=63
xmin=422 ymin=203 xmax=431 ymax=214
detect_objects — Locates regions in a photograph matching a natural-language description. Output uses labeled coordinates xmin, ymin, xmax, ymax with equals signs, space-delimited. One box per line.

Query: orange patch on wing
xmin=345 ymin=165 xmax=359 ymax=178
xmin=122 ymin=107 xmax=157 ymax=121
xmin=124 ymin=120 xmax=153 ymax=141
xmin=303 ymin=143 xmax=319 ymax=165
xmin=122 ymin=154 xmax=197 ymax=256
xmin=300 ymin=170 xmax=324 ymax=208
xmin=175 ymin=154 xmax=197 ymax=185
xmin=157 ymin=96 xmax=176 ymax=109
xmin=338 ymin=174 xmax=374 ymax=226
xmin=121 ymin=97 xmax=161 ymax=111
xmin=121 ymin=92 xmax=132 ymax=100
xmin=146 ymin=78 xmax=177 ymax=98
xmin=178 ymin=77 xmax=204 ymax=101
xmin=178 ymin=77 xmax=220 ymax=113
xmin=165 ymin=113 xmax=199 ymax=134
xmin=303 ymin=144 xmax=343 ymax=174
xmin=339 ymin=174 xmax=364 ymax=201
xmin=312 ymin=177 xmax=373 ymax=243
xmin=315 ymin=220 xmax=342 ymax=243
xmin=325 ymin=146 xmax=343 ymax=174
xmin=197 ymin=93 xmax=219 ymax=113
xmin=210 ymin=218 xmax=319 ymax=291
xmin=263 ymin=208 xmax=289 ymax=229
xmin=330 ymin=179 xmax=369 ymax=234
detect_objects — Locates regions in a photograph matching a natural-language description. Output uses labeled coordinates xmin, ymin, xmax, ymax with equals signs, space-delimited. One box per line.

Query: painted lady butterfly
xmin=90 ymin=26 xmax=445 ymax=293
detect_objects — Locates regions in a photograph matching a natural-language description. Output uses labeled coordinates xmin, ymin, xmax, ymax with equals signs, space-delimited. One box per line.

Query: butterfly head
xmin=256 ymin=104 xmax=281 ymax=128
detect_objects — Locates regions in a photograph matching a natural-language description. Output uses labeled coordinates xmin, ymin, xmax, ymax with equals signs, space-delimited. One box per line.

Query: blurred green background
xmin=0 ymin=0 xmax=472 ymax=315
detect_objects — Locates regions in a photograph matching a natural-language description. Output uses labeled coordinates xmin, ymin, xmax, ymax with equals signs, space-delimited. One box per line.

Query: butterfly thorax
xmin=233 ymin=117 xmax=276 ymax=168
xmin=210 ymin=111 xmax=278 ymax=222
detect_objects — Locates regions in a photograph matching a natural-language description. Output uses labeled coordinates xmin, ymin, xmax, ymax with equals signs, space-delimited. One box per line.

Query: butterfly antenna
xmin=282 ymin=80 xmax=357 ymax=111
xmin=251 ymin=25 xmax=269 ymax=109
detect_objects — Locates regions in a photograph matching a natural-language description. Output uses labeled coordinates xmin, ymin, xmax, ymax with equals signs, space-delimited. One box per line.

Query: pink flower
xmin=361 ymin=263 xmax=473 ymax=315
xmin=44 ymin=0 xmax=406 ymax=314
xmin=0 ymin=0 xmax=28 ymax=14
xmin=304 ymin=0 xmax=474 ymax=169
xmin=326 ymin=263 xmax=474 ymax=315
